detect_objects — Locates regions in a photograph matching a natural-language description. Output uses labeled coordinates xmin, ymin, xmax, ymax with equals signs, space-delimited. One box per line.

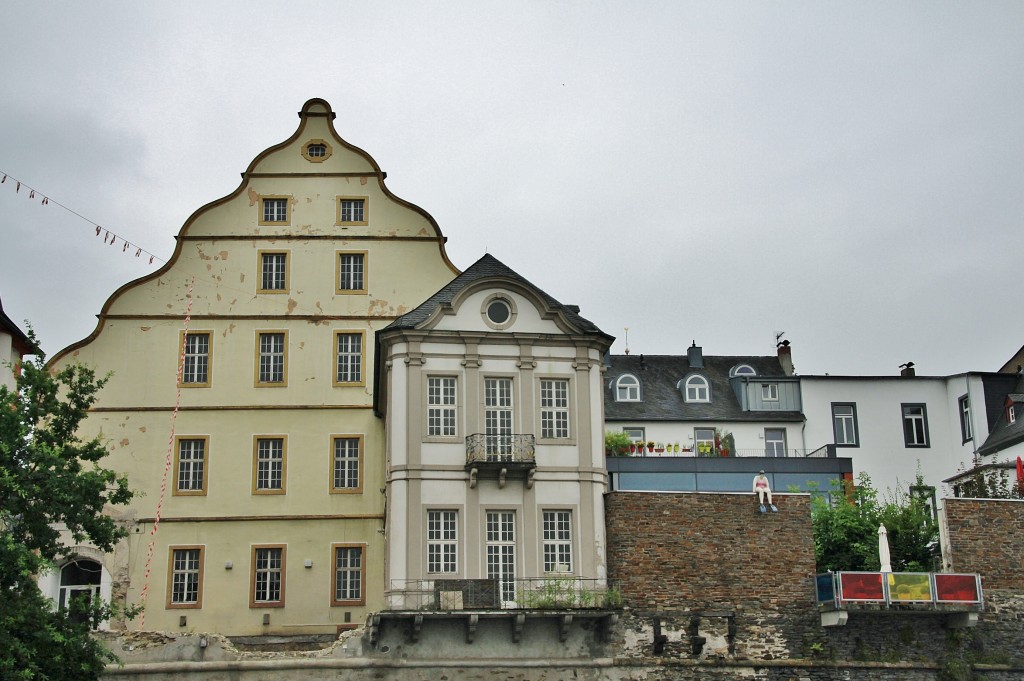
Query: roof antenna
xmin=623 ymin=327 xmax=630 ymax=355
xmin=775 ymin=330 xmax=786 ymax=347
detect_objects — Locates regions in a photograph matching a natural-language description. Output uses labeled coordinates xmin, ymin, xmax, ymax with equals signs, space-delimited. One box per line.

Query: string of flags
xmin=1 ymin=169 xmax=165 ymax=266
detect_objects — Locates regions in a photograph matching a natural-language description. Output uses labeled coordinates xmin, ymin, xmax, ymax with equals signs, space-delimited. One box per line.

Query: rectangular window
xmin=251 ymin=546 xmax=285 ymax=607
xmin=331 ymin=544 xmax=364 ymax=605
xmin=902 ymin=404 xmax=929 ymax=447
xmin=761 ymin=383 xmax=779 ymax=401
xmin=427 ymin=510 xmax=458 ymax=574
xmin=542 ymin=510 xmax=573 ymax=573
xmin=260 ymin=197 xmax=289 ymax=224
xmin=540 ymin=379 xmax=570 ymax=439
xmin=256 ymin=332 xmax=287 ymax=385
xmin=334 ymin=332 xmax=364 ymax=385
xmin=764 ymin=429 xmax=786 ymax=457
xmin=485 ymin=378 xmax=514 ymax=459
xmin=331 ymin=436 xmax=362 ymax=493
xmin=958 ymin=395 xmax=972 ymax=443
xmin=622 ymin=427 xmax=645 ymax=442
xmin=173 ymin=437 xmax=208 ymax=495
xmin=167 ymin=546 xmax=204 ymax=608
xmin=337 ymin=197 xmax=368 ymax=225
xmin=1010 ymin=405 xmax=1017 ymax=425
xmin=427 ymin=377 xmax=458 ymax=437
xmin=258 ymin=251 xmax=289 ymax=292
xmin=179 ymin=332 xmax=211 ymax=386
xmin=832 ymin=403 xmax=859 ymax=447
xmin=486 ymin=511 xmax=516 ymax=605
xmin=694 ymin=427 xmax=715 ymax=455
xmin=253 ymin=436 xmax=286 ymax=494
xmin=337 ymin=252 xmax=366 ymax=293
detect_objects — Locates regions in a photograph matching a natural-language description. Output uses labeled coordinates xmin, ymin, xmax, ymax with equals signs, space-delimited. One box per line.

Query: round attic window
xmin=481 ymin=295 xmax=517 ymax=330
xmin=487 ymin=299 xmax=511 ymax=324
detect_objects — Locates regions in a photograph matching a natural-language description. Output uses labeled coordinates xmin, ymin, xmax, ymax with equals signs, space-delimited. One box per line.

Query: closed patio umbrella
xmin=878 ymin=524 xmax=892 ymax=573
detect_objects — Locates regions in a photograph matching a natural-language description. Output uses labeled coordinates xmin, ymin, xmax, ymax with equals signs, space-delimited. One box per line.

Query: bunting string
xmin=136 ymin=276 xmax=195 ymax=629
xmin=0 ymin=169 xmax=164 ymax=265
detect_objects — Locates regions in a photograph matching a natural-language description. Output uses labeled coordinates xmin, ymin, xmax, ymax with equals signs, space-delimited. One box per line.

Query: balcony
xmin=816 ymin=571 xmax=983 ymax=627
xmin=465 ymin=433 xmax=536 ymax=488
xmin=369 ymin=578 xmax=620 ymax=646
xmin=615 ymin=444 xmax=838 ymax=458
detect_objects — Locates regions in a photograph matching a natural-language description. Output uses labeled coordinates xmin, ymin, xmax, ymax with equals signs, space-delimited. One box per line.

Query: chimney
xmin=900 ymin=362 xmax=916 ymax=378
xmin=777 ymin=340 xmax=793 ymax=376
xmin=687 ymin=341 xmax=703 ymax=368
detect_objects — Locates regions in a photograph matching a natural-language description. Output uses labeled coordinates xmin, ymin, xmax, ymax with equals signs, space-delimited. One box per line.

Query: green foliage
xmin=604 ymin=430 xmax=631 ymax=456
xmin=811 ymin=472 xmax=937 ymax=572
xmin=0 ymin=334 xmax=134 ymax=680
xmin=951 ymin=463 xmax=1024 ymax=499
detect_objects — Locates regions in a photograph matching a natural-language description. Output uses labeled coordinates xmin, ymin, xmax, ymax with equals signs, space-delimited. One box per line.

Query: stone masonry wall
xmin=943 ymin=497 xmax=1024 ymax=590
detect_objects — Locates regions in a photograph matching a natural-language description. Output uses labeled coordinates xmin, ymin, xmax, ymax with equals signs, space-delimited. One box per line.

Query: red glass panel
xmin=839 ymin=572 xmax=884 ymax=601
xmin=935 ymin=574 xmax=980 ymax=603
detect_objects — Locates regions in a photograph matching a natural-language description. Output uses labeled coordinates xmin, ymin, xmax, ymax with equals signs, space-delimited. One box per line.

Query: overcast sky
xmin=1 ymin=1 xmax=1022 ymax=376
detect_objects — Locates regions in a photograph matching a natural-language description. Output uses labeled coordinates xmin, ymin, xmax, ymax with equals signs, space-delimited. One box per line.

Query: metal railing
xmin=816 ymin=572 xmax=983 ymax=608
xmin=614 ymin=446 xmax=834 ymax=459
xmin=386 ymin=577 xmax=620 ymax=611
xmin=465 ymin=433 xmax=536 ymax=464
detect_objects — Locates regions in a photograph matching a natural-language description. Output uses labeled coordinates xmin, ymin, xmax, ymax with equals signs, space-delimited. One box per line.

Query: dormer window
xmin=730 ymin=364 xmax=756 ymax=377
xmin=1010 ymin=405 xmax=1017 ymax=425
xmin=684 ymin=375 xmax=710 ymax=402
xmin=615 ymin=374 xmax=640 ymax=402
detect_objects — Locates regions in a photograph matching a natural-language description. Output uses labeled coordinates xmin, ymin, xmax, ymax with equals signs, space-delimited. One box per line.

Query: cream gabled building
xmin=47 ymin=99 xmax=458 ymax=636
xmin=376 ymin=255 xmax=614 ymax=611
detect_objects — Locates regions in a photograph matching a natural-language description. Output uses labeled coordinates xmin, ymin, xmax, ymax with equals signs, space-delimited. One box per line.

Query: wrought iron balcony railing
xmin=465 ymin=433 xmax=536 ymax=465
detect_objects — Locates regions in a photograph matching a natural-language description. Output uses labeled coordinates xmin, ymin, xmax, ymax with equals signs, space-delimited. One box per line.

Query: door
xmin=485 ymin=378 xmax=513 ymax=460
xmin=485 ymin=511 xmax=516 ymax=606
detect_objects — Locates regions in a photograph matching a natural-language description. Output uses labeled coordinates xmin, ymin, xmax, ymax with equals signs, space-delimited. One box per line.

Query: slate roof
xmin=384 ymin=253 xmax=610 ymax=340
xmin=978 ymin=374 xmax=1024 ymax=456
xmin=604 ymin=353 xmax=803 ymax=423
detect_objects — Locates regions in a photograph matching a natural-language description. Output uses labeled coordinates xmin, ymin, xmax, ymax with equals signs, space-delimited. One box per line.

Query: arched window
xmin=684 ymin=375 xmax=710 ymax=402
xmin=730 ymin=364 xmax=756 ymax=377
xmin=59 ymin=559 xmax=102 ymax=626
xmin=615 ymin=374 xmax=640 ymax=402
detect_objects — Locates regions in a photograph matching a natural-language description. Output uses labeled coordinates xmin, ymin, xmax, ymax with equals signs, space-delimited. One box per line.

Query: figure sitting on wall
xmin=753 ymin=470 xmax=778 ymax=513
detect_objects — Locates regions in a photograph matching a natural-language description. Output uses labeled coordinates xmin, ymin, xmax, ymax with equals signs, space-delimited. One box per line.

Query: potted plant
xmin=604 ymin=430 xmax=632 ymax=457
xmin=647 ymin=441 xmax=655 ymax=453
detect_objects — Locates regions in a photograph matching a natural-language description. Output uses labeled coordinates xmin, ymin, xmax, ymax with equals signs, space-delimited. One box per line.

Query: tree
xmin=0 ymin=334 xmax=134 ymax=680
xmin=811 ymin=472 xmax=937 ymax=573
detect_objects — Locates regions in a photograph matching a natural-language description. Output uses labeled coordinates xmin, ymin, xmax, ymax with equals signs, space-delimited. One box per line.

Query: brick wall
xmin=605 ymin=491 xmax=816 ymax=611
xmin=943 ymin=498 xmax=1024 ymax=590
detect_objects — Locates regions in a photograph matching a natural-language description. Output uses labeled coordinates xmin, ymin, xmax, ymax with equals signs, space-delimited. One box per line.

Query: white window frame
xmin=484 ymin=378 xmax=514 ymax=458
xmin=486 ymin=511 xmax=516 ymax=606
xmin=174 ymin=437 xmax=207 ymax=495
xmin=258 ymin=251 xmax=288 ymax=292
xmin=958 ymin=395 xmax=972 ymax=442
xmin=764 ymin=428 xmax=786 ymax=457
xmin=168 ymin=547 xmax=203 ymax=608
xmin=832 ymin=403 xmax=859 ymax=447
xmin=427 ymin=510 xmax=459 ymax=574
xmin=256 ymin=332 xmax=287 ymax=385
xmin=253 ymin=436 xmax=286 ymax=494
xmin=427 ymin=377 xmax=458 ymax=437
xmin=685 ymin=375 xmax=710 ymax=402
xmin=331 ymin=436 xmax=361 ymax=493
xmin=261 ymin=197 xmax=289 ymax=224
xmin=337 ymin=252 xmax=366 ymax=293
xmin=251 ymin=546 xmax=285 ymax=606
xmin=332 ymin=544 xmax=364 ymax=605
xmin=615 ymin=374 xmax=640 ymax=402
xmin=334 ymin=331 xmax=364 ymax=385
xmin=542 ymin=510 xmax=573 ymax=573
xmin=761 ymin=383 xmax=779 ymax=401
xmin=540 ymin=378 xmax=570 ymax=439
xmin=902 ymin=403 xmax=929 ymax=448
xmin=731 ymin=364 xmax=756 ymax=377
xmin=180 ymin=332 xmax=211 ymax=386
